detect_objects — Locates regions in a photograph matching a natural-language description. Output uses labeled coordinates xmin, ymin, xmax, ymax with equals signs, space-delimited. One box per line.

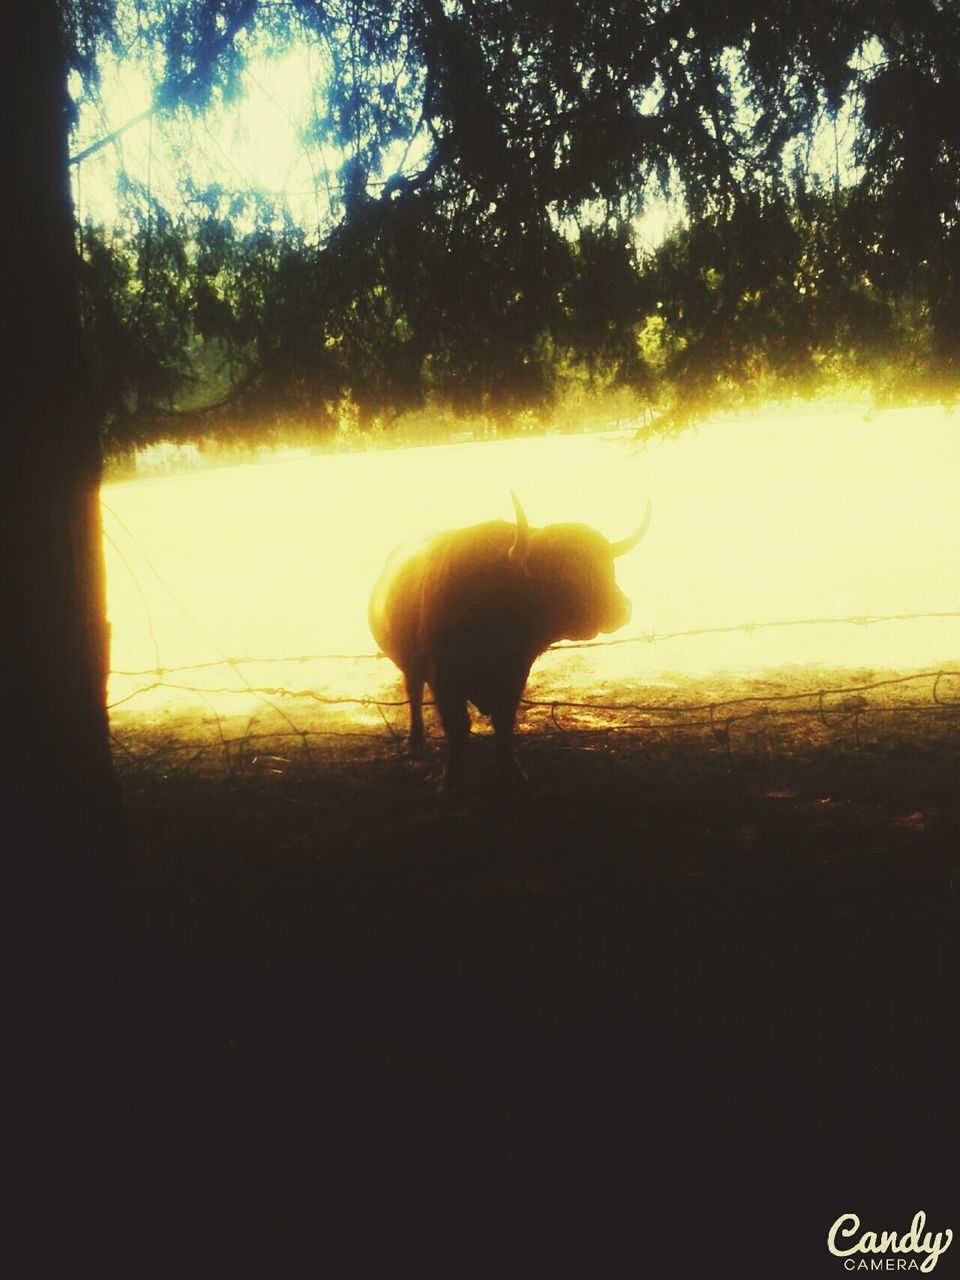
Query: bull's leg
xmin=432 ymin=680 xmax=471 ymax=791
xmin=492 ymin=668 xmax=530 ymax=784
xmin=492 ymin=699 xmax=527 ymax=785
xmin=405 ymin=671 xmax=425 ymax=755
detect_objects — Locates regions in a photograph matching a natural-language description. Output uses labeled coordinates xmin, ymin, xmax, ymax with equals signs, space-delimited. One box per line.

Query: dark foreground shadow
xmin=116 ymin=730 xmax=959 ymax=1278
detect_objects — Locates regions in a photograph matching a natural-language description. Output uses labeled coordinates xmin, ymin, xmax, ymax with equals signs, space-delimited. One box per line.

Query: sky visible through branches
xmin=63 ymin=2 xmax=960 ymax=448
xmin=70 ymin=9 xmax=872 ymax=244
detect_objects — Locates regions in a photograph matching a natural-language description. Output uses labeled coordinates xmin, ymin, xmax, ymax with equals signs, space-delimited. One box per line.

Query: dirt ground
xmin=111 ymin=669 xmax=960 ymax=1279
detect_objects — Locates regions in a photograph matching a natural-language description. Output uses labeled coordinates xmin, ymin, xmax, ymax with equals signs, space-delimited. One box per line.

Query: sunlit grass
xmin=103 ymin=404 xmax=960 ymax=727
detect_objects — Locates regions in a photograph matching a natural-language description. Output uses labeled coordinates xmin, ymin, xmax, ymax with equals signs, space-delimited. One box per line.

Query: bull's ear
xmin=610 ymin=500 xmax=652 ymax=557
xmin=507 ymin=490 xmax=530 ymax=568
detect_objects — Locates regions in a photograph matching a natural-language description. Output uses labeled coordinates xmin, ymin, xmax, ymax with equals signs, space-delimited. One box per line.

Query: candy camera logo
xmin=828 ymin=1212 xmax=954 ymax=1273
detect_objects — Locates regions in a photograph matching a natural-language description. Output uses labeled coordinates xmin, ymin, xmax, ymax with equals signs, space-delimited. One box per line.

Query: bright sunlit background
xmin=82 ymin=22 xmax=934 ymax=743
xmin=103 ymin=404 xmax=960 ymax=725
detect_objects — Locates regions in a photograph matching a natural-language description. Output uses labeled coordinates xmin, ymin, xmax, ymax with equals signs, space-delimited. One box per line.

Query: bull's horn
xmin=508 ymin=490 xmax=530 ymax=567
xmin=610 ymin=500 xmax=652 ymax=557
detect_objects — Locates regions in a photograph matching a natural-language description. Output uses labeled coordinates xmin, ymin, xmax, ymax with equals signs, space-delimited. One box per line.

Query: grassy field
xmin=112 ymin=669 xmax=959 ymax=1278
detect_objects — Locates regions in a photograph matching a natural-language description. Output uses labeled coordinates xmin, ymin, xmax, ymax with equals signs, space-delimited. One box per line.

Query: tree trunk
xmin=6 ymin=3 xmax=126 ymax=1266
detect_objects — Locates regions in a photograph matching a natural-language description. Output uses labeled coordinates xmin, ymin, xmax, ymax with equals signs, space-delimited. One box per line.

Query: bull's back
xmin=369 ymin=522 xmax=519 ymax=677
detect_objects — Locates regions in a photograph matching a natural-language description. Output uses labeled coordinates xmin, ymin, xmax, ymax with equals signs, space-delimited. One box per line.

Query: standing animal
xmin=369 ymin=494 xmax=651 ymax=789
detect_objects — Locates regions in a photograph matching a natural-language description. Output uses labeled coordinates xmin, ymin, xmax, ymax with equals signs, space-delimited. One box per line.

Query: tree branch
xmin=69 ymin=0 xmax=257 ymax=167
xmin=70 ymin=105 xmax=159 ymax=166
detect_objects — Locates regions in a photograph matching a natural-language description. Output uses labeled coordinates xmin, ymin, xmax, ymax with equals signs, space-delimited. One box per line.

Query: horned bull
xmin=368 ymin=494 xmax=651 ymax=789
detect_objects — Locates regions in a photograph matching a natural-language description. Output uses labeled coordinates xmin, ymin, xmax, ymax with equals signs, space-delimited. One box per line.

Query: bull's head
xmin=507 ymin=492 xmax=652 ymax=567
xmin=609 ymin=502 xmax=653 ymax=558
xmin=508 ymin=491 xmax=531 ymax=566
xmin=506 ymin=493 xmax=652 ymax=640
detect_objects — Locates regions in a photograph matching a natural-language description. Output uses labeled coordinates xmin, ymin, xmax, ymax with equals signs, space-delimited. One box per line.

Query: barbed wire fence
xmin=107 ymin=615 xmax=960 ymax=771
xmin=101 ymin=493 xmax=960 ymax=767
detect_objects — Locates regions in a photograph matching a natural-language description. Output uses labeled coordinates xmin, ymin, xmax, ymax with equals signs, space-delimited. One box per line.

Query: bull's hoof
xmin=439 ymin=767 xmax=467 ymax=796
xmin=499 ymin=759 xmax=528 ymax=786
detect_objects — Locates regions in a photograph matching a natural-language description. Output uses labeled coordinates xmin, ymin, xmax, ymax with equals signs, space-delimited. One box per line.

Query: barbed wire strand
xmin=107 ymin=609 xmax=960 ymax=679
xmin=110 ymin=695 xmax=958 ymax=776
xmin=109 ymin=667 xmax=960 ymax=714
xmin=108 ymin=665 xmax=957 ymax=747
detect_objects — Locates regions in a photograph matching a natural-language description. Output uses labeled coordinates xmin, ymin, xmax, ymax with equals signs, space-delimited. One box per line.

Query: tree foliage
xmin=65 ymin=0 xmax=960 ymax=451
